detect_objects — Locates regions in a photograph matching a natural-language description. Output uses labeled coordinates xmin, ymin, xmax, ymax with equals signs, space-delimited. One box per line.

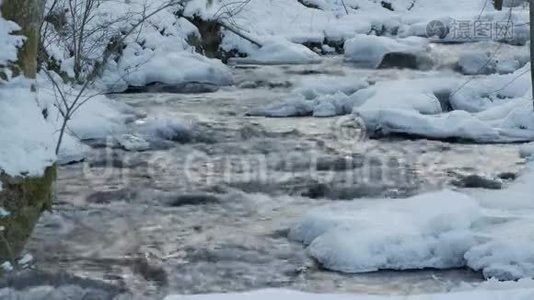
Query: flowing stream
xmin=24 ymin=54 xmax=527 ymax=298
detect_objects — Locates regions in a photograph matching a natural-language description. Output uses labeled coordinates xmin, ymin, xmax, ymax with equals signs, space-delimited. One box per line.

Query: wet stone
xmin=86 ymin=189 xmax=138 ymax=204
xmin=451 ymin=174 xmax=503 ymax=190
xmin=167 ymin=193 xmax=220 ymax=207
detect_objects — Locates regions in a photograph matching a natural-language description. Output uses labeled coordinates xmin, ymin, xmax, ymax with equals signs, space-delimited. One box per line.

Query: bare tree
xmin=40 ymin=0 xmax=193 ymax=154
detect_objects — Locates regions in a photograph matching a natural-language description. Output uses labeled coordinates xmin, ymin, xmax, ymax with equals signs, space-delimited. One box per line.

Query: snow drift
xmin=290 ymin=159 xmax=534 ymax=280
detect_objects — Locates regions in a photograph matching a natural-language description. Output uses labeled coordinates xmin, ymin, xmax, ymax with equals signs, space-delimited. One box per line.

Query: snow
xmin=519 ymin=143 xmax=534 ymax=158
xmin=353 ymin=65 xmax=534 ymax=143
xmin=290 ymin=158 xmax=534 ymax=280
xmin=0 ymin=0 xmax=24 ymax=67
xmin=113 ymin=51 xmax=233 ymax=92
xmin=458 ymin=52 xmax=494 ymax=75
xmin=296 ymin=76 xmax=370 ymax=99
xmin=139 ymin=118 xmax=195 ymax=142
xmin=229 ymin=38 xmax=321 ymax=65
xmin=41 ymin=0 xmax=232 ymax=93
xmin=0 ymin=78 xmax=56 ymax=176
xmin=248 ymin=77 xmax=368 ymax=117
xmin=290 ymin=190 xmax=481 ymax=273
xmin=165 ymin=282 xmax=534 ymax=300
xmin=36 ymin=72 xmax=135 ymax=164
xmin=344 ymin=35 xmax=429 ymax=68
xmin=0 ymin=2 xmax=58 ymax=176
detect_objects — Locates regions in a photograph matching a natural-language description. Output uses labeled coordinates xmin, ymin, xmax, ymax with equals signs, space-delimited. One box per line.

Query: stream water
xmin=22 ymin=55 xmax=527 ymax=299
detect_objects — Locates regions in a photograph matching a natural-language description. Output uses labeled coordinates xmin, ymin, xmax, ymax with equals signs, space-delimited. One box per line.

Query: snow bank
xmin=38 ymin=75 xmax=132 ymax=141
xmin=165 ymin=282 xmax=534 ymax=300
xmin=358 ymin=99 xmax=534 ymax=143
xmin=290 ymin=190 xmax=481 ymax=273
xmin=36 ymin=73 xmax=135 ymax=164
xmin=352 ymin=77 xmax=459 ymax=114
xmin=344 ymin=35 xmax=429 ymax=68
xmin=189 ymin=0 xmax=513 ymax=60
xmin=290 ymin=159 xmax=534 ymax=280
xmin=42 ymin=0 xmax=232 ymax=93
xmin=0 ymin=79 xmax=56 ymax=176
xmin=353 ymin=66 xmax=534 ymax=143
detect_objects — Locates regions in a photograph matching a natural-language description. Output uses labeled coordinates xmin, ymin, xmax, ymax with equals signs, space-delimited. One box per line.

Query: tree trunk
xmin=0 ymin=0 xmax=45 ymax=78
xmin=530 ymin=0 xmax=534 ymax=110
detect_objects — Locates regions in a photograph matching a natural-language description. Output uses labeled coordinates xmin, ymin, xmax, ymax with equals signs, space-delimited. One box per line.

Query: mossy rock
xmin=0 ymin=166 xmax=56 ymax=263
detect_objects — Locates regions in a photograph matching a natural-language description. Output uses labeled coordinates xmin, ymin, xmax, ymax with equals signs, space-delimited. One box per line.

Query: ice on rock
xmin=290 ymin=190 xmax=482 ymax=273
xmin=344 ymin=35 xmax=429 ymax=68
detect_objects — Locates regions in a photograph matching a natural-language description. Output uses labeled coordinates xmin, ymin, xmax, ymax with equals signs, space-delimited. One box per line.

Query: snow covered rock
xmin=117 ymin=52 xmax=233 ymax=93
xmin=229 ymin=39 xmax=321 ymax=65
xmin=344 ymin=35 xmax=430 ymax=69
xmin=352 ymin=78 xmax=456 ymax=115
xmin=357 ymin=100 xmax=534 ymax=143
xmin=290 ymin=190 xmax=481 ymax=273
xmin=353 ymin=66 xmax=534 ymax=143
xmin=291 ymin=159 xmax=534 ymax=280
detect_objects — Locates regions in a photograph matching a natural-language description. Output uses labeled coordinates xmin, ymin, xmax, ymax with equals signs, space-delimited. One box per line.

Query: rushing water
xmin=23 ymin=54 xmax=527 ymax=298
